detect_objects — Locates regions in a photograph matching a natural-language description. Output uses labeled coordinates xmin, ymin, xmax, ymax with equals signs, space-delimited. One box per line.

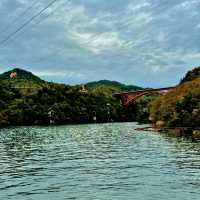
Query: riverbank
xmin=135 ymin=126 xmax=200 ymax=139
xmin=159 ymin=127 xmax=200 ymax=139
xmin=157 ymin=127 xmax=200 ymax=139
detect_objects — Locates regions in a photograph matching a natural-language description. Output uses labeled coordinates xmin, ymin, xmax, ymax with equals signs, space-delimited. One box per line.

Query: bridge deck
xmin=113 ymin=86 xmax=176 ymax=107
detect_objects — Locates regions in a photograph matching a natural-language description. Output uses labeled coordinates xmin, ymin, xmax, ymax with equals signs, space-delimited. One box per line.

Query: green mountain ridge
xmin=0 ymin=68 xmax=145 ymax=127
xmin=0 ymin=68 xmax=142 ymax=92
xmin=85 ymin=80 xmax=142 ymax=92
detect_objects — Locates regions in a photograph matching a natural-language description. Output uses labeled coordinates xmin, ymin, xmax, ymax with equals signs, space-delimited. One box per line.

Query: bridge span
xmin=113 ymin=87 xmax=175 ymax=107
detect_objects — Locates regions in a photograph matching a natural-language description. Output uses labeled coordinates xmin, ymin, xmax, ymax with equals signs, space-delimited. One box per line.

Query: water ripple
xmin=0 ymin=123 xmax=200 ymax=200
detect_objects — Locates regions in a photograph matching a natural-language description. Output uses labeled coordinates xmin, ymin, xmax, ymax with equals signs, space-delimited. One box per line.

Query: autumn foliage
xmin=149 ymin=67 xmax=200 ymax=128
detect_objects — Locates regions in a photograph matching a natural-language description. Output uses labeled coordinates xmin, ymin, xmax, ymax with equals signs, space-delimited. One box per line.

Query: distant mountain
xmin=0 ymin=68 xmax=142 ymax=94
xmin=85 ymin=80 xmax=142 ymax=92
xmin=0 ymin=68 xmax=44 ymax=83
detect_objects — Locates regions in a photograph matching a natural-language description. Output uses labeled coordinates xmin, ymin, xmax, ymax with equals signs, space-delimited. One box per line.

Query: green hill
xmin=0 ymin=69 xmax=142 ymax=93
xmin=0 ymin=68 xmax=47 ymax=91
xmin=0 ymin=68 xmax=144 ymax=126
xmin=0 ymin=68 xmax=44 ymax=83
xmin=86 ymin=80 xmax=142 ymax=92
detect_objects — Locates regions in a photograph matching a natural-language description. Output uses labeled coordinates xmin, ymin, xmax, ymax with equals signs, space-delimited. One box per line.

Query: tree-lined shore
xmin=0 ymin=68 xmax=145 ymax=126
xmin=0 ymin=66 xmax=199 ymax=132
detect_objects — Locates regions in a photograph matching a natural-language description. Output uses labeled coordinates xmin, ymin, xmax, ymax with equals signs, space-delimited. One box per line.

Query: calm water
xmin=0 ymin=123 xmax=200 ymax=200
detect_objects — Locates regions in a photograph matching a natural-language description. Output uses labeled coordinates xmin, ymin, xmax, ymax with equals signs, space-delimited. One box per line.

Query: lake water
xmin=0 ymin=123 xmax=200 ymax=200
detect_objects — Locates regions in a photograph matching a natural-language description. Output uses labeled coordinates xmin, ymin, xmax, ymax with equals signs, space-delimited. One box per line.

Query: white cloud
xmin=127 ymin=1 xmax=151 ymax=12
xmin=69 ymin=31 xmax=127 ymax=54
xmin=0 ymin=0 xmax=200 ymax=86
xmin=33 ymin=69 xmax=84 ymax=79
xmin=177 ymin=0 xmax=200 ymax=9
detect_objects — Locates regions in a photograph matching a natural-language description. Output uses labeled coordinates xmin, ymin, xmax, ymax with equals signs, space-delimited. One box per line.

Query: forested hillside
xmin=0 ymin=68 xmax=143 ymax=126
xmin=0 ymin=67 xmax=199 ymax=128
xmin=86 ymin=80 xmax=142 ymax=92
xmin=149 ymin=66 xmax=200 ymax=128
xmin=180 ymin=66 xmax=200 ymax=83
xmin=0 ymin=68 xmax=44 ymax=83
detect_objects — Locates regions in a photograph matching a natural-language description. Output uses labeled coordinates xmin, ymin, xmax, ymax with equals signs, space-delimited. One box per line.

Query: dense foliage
xmin=149 ymin=66 xmax=200 ymax=128
xmin=86 ymin=80 xmax=142 ymax=92
xmin=180 ymin=66 xmax=200 ymax=83
xmin=0 ymin=68 xmax=145 ymax=127
xmin=1 ymin=67 xmax=199 ymax=128
xmin=0 ymin=68 xmax=44 ymax=83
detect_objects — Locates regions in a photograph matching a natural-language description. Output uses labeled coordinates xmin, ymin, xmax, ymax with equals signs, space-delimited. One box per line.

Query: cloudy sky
xmin=0 ymin=0 xmax=199 ymax=87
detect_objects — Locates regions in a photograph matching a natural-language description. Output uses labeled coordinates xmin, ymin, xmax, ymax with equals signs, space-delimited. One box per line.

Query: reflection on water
xmin=0 ymin=123 xmax=200 ymax=200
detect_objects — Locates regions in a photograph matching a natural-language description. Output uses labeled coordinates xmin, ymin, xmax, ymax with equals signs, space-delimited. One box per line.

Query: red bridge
xmin=113 ymin=87 xmax=175 ymax=107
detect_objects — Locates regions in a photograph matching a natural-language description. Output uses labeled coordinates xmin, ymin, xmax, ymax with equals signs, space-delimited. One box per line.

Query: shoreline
xmin=158 ymin=127 xmax=200 ymax=139
xmin=135 ymin=126 xmax=200 ymax=139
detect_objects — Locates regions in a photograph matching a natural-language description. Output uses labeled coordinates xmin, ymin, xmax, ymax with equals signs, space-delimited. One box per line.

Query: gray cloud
xmin=0 ymin=0 xmax=199 ymax=87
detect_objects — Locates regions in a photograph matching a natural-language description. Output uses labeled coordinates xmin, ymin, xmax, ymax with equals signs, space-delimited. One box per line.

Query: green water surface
xmin=0 ymin=123 xmax=200 ymax=200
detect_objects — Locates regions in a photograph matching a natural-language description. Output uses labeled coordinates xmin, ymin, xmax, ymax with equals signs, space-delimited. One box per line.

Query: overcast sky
xmin=0 ymin=0 xmax=199 ymax=87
